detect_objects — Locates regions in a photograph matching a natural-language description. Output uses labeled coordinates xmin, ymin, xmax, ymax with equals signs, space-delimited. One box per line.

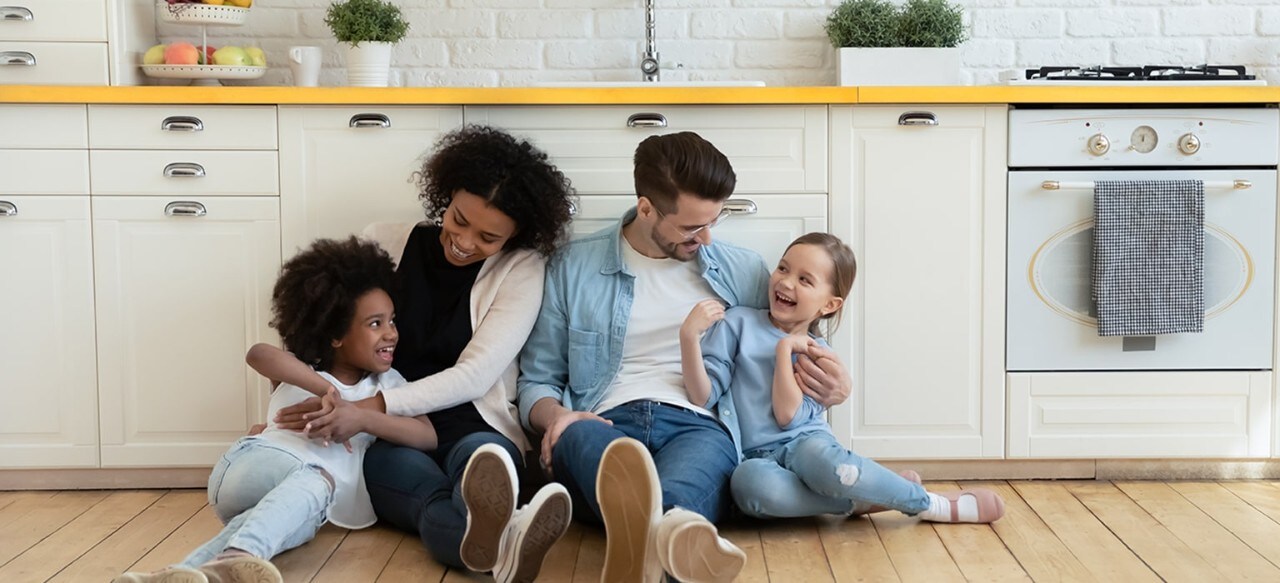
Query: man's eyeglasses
xmin=653 ymin=206 xmax=731 ymax=242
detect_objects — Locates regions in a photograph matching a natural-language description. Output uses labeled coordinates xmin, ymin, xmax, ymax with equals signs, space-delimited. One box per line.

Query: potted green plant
xmin=826 ymin=0 xmax=966 ymax=86
xmin=325 ymin=0 xmax=410 ymax=87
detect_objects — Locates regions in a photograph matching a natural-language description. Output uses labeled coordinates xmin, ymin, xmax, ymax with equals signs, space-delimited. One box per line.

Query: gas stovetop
xmin=1004 ymin=65 xmax=1266 ymax=86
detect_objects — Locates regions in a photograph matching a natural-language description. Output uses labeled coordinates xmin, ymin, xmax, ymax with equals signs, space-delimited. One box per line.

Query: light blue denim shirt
xmin=517 ymin=207 xmax=770 ymax=442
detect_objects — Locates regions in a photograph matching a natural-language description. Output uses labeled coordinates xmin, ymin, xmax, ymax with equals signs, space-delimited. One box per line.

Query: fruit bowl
xmin=141 ymin=64 xmax=266 ymax=85
xmin=157 ymin=2 xmax=249 ymax=25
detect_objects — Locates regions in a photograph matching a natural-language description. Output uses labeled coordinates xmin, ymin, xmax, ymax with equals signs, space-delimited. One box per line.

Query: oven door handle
xmin=1041 ymin=179 xmax=1252 ymax=191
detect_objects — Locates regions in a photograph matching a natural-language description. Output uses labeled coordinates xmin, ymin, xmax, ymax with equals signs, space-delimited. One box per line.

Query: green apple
xmin=211 ymin=45 xmax=250 ymax=66
xmin=244 ymin=47 xmax=266 ymax=67
xmin=143 ymin=44 xmax=166 ymax=65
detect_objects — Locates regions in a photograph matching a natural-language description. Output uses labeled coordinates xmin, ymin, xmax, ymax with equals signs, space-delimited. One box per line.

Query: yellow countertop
xmin=2 ymin=85 xmax=1279 ymax=104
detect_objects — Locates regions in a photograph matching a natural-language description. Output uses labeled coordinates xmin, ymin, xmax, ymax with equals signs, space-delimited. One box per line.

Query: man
xmin=518 ymin=132 xmax=851 ymax=583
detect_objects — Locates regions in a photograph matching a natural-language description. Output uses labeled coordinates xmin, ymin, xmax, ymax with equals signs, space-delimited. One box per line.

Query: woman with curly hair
xmin=245 ymin=125 xmax=576 ymax=582
xmin=115 ymin=237 xmax=436 ymax=583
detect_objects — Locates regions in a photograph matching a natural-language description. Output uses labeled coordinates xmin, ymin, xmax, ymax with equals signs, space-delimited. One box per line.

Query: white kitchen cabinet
xmin=0 ymin=0 xmax=153 ymax=86
xmin=465 ymin=105 xmax=827 ymax=195
xmin=279 ymin=106 xmax=464 ymax=257
xmin=0 ymin=196 xmax=100 ymax=469
xmin=93 ymin=196 xmax=278 ymax=467
xmin=829 ymin=105 xmax=1008 ymax=459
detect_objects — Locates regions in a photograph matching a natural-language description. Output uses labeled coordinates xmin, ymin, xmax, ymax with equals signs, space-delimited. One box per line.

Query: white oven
xmin=1006 ymin=108 xmax=1279 ymax=372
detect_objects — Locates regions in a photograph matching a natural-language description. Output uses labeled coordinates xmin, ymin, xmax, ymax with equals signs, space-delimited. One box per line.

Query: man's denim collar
xmin=602 ymin=206 xmax=722 ymax=276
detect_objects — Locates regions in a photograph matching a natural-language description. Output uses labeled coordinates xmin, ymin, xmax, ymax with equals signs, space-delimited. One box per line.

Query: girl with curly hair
xmin=245 ymin=125 xmax=576 ymax=582
xmin=115 ymin=237 xmax=436 ymax=583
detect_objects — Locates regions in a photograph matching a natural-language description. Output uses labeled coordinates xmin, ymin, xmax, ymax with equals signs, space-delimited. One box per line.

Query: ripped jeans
xmin=730 ymin=431 xmax=929 ymax=518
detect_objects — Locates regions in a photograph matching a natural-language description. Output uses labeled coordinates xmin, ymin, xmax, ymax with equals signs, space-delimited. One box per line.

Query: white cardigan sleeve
xmin=380 ymin=248 xmax=547 ymax=417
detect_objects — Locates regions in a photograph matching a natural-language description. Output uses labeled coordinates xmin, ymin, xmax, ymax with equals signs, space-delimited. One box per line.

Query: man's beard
xmin=651 ymin=229 xmax=698 ymax=262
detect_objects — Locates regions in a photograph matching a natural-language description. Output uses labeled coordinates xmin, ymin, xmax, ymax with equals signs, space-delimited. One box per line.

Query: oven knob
xmin=1087 ymin=133 xmax=1110 ymax=156
xmin=1178 ymin=133 xmax=1201 ymax=155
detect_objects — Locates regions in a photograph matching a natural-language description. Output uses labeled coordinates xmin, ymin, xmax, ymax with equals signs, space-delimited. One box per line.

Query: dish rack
xmin=142 ymin=2 xmax=265 ymax=86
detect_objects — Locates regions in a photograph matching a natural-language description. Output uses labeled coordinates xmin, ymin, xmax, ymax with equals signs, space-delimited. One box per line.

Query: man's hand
xmin=795 ymin=343 xmax=852 ymax=408
xmin=273 ymin=396 xmax=329 ymax=431
xmin=540 ymin=410 xmax=612 ymax=473
xmin=303 ymin=387 xmax=362 ymax=452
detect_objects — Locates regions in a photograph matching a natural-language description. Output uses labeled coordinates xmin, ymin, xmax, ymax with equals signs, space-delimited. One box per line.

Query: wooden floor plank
xmin=569 ymin=526 xmax=605 ymax=583
xmin=1118 ymin=481 xmax=1280 ymax=580
xmin=0 ymin=490 xmax=111 ymax=566
xmin=1012 ymin=481 xmax=1158 ymax=582
xmin=722 ymin=520 xmax=771 ymax=583
xmin=816 ymin=513 xmax=899 ymax=583
xmin=128 ymin=503 xmax=224 ymax=572
xmin=758 ymin=520 xmax=835 ymax=583
xmin=376 ymin=534 xmax=446 ymax=582
xmin=535 ymin=519 xmax=583 ymax=582
xmin=49 ymin=489 xmax=206 ymax=582
xmin=1065 ymin=481 xmax=1221 ymax=582
xmin=1171 ymin=482 xmax=1280 ymax=568
xmin=274 ymin=523 xmax=349 ymax=583
xmin=310 ymin=526 xmax=401 ymax=583
xmin=963 ymin=481 xmax=1094 ymax=583
xmin=869 ymin=511 xmax=964 ymax=583
xmin=928 ymin=482 xmax=1031 ymax=582
xmin=1220 ymin=481 xmax=1280 ymax=524
xmin=441 ymin=566 xmax=489 ymax=582
xmin=0 ymin=490 xmax=161 ymax=582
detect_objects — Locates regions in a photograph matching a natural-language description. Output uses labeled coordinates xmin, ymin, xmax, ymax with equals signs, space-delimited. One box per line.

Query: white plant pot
xmin=344 ymin=41 xmax=392 ymax=87
xmin=837 ymin=47 xmax=961 ymax=86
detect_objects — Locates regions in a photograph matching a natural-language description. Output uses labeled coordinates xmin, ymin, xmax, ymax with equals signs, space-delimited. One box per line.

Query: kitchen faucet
xmin=641 ymin=0 xmax=660 ymax=81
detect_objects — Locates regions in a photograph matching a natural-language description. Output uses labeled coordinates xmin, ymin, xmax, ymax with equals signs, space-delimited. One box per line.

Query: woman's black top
xmin=392 ymin=225 xmax=496 ymax=450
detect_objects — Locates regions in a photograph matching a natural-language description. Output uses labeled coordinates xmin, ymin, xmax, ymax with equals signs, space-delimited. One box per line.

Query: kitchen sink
xmin=532 ymin=80 xmax=766 ymax=87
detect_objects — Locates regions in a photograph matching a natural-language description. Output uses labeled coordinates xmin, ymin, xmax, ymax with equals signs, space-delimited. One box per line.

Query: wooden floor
xmin=5 ymin=480 xmax=1280 ymax=582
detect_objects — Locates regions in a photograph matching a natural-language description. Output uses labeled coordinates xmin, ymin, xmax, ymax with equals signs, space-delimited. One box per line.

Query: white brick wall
xmin=155 ymin=0 xmax=1280 ymax=87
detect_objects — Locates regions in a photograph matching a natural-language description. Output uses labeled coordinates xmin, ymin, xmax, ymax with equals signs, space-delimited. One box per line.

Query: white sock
xmin=917 ymin=492 xmax=979 ymax=523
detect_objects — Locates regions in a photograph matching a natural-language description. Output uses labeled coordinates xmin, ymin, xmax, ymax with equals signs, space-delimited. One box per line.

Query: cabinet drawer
xmin=0 ymin=1 xmax=107 ymax=42
xmin=89 ymin=106 xmax=279 ymax=150
xmin=0 ymin=150 xmax=89 ymax=194
xmin=0 ymin=42 xmax=108 ymax=85
xmin=0 ymin=105 xmax=87 ymax=148
xmin=466 ymin=105 xmax=828 ymax=194
xmin=90 ymin=151 xmax=279 ymax=196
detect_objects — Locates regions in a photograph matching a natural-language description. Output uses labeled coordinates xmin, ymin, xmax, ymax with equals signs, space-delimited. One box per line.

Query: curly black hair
xmin=269 ymin=237 xmax=397 ymax=372
xmin=416 ymin=125 xmax=575 ymax=257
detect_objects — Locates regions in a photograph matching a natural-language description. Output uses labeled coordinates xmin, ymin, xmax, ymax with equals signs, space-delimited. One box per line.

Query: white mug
xmin=288 ymin=46 xmax=323 ymax=87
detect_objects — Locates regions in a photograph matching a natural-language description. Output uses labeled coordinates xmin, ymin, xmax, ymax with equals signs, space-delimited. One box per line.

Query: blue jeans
xmin=551 ymin=400 xmax=738 ymax=524
xmin=731 ymin=431 xmax=930 ymax=518
xmin=363 ymin=432 xmax=520 ymax=568
xmin=181 ymin=438 xmax=333 ymax=567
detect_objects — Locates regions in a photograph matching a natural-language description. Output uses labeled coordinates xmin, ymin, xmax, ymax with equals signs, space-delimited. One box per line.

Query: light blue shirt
xmin=701 ymin=307 xmax=832 ymax=455
xmin=517 ymin=207 xmax=770 ymax=431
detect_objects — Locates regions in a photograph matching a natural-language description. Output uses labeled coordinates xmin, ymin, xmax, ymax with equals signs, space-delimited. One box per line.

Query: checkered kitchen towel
xmin=1092 ymin=179 xmax=1204 ymax=336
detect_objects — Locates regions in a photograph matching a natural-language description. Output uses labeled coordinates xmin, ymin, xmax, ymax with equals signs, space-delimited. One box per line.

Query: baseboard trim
xmin=0 ymin=468 xmax=212 ymax=490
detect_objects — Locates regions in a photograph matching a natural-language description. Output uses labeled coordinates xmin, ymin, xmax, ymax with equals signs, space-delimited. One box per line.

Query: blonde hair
xmin=785 ymin=232 xmax=856 ymax=336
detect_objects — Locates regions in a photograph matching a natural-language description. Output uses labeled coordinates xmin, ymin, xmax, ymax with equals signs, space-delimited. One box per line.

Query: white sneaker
xmin=460 ymin=443 xmax=519 ymax=573
xmin=596 ymin=437 xmax=663 ymax=583
xmin=492 ymin=482 xmax=573 ymax=583
xmin=111 ymin=567 xmax=207 ymax=583
xmin=655 ymin=508 xmax=745 ymax=583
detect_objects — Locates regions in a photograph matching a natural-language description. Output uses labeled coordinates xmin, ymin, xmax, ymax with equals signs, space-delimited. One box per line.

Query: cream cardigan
xmin=363 ymin=222 xmax=544 ymax=453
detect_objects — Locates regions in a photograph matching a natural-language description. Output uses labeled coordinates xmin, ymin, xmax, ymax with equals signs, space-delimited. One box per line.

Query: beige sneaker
xmin=111 ymin=566 xmax=207 ymax=583
xmin=460 ymin=443 xmax=520 ymax=573
xmin=492 ymin=482 xmax=573 ymax=583
xmin=654 ymin=508 xmax=745 ymax=583
xmin=596 ymin=437 xmax=663 ymax=583
xmin=197 ymin=555 xmax=282 ymax=583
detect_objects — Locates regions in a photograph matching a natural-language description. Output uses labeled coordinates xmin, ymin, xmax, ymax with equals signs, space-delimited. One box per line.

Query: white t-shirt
xmin=593 ymin=241 xmax=716 ymax=416
xmin=255 ymin=369 xmax=406 ymax=529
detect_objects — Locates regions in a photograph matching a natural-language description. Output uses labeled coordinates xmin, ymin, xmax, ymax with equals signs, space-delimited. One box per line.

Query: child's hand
xmin=305 ymin=387 xmax=360 ymax=453
xmin=778 ymin=334 xmax=815 ymax=354
xmin=681 ymin=299 xmax=726 ymax=339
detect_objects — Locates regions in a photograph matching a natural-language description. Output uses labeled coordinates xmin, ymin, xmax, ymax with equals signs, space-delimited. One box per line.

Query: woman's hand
xmin=680 ymin=299 xmax=726 ymax=340
xmin=303 ymin=387 xmax=365 ymax=451
xmin=273 ymin=396 xmax=329 ymax=431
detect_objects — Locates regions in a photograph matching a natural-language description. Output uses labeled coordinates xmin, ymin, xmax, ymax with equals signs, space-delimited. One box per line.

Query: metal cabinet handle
xmin=898 ymin=111 xmax=938 ymax=126
xmin=0 ymin=51 xmax=34 ymax=66
xmin=0 ymin=6 xmax=33 ymax=20
xmin=627 ymin=113 xmax=668 ymax=128
xmin=164 ymin=201 xmax=207 ymax=217
xmin=349 ymin=113 xmax=391 ymax=128
xmin=163 ymin=162 xmax=206 ymax=178
xmin=723 ymin=198 xmax=758 ymax=215
xmin=0 ymin=200 xmax=16 ymax=216
xmin=161 ymin=116 xmax=204 ymax=132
